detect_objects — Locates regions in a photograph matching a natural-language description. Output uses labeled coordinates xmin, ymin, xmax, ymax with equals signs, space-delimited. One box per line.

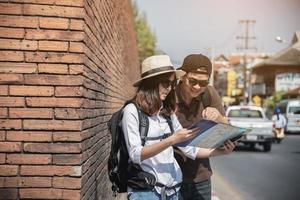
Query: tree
xmin=132 ymin=2 xmax=157 ymax=62
xmin=265 ymin=91 xmax=284 ymax=118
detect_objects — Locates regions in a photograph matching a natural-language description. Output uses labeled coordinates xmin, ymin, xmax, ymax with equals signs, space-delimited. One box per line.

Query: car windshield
xmin=288 ymin=106 xmax=300 ymax=114
xmin=228 ymin=109 xmax=263 ymax=118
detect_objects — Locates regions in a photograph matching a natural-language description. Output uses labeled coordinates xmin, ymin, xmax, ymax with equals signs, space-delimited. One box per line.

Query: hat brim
xmin=133 ymin=70 xmax=186 ymax=87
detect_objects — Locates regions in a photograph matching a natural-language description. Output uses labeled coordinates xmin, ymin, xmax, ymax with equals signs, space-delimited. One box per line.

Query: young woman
xmin=122 ymin=55 xmax=235 ymax=200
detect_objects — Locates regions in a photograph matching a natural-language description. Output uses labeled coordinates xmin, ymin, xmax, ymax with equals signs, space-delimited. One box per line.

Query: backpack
xmin=107 ymin=102 xmax=174 ymax=196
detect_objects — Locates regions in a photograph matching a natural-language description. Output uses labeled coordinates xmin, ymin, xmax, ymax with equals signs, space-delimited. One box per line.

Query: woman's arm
xmin=122 ymin=104 xmax=198 ymax=163
xmin=196 ymin=140 xmax=236 ymax=158
xmin=141 ymin=128 xmax=198 ymax=161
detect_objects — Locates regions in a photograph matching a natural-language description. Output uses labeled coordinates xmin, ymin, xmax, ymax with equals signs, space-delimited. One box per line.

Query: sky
xmin=135 ymin=0 xmax=300 ymax=65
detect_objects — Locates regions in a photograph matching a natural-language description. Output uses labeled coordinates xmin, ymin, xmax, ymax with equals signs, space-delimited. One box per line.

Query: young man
xmin=175 ymin=54 xmax=232 ymax=200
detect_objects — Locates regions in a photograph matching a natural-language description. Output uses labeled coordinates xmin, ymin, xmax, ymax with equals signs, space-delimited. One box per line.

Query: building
xmin=252 ymin=32 xmax=300 ymax=97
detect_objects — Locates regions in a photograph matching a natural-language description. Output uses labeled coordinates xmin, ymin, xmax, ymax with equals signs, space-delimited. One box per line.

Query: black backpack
xmin=107 ymin=102 xmax=174 ymax=195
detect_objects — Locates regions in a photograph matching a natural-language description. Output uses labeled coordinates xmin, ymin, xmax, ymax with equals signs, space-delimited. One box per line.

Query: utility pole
xmin=236 ymin=19 xmax=256 ymax=105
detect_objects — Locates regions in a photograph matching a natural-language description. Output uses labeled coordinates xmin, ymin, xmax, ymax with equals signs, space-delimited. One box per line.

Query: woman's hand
xmin=216 ymin=140 xmax=236 ymax=155
xmin=168 ymin=128 xmax=199 ymax=145
xmin=196 ymin=140 xmax=237 ymax=158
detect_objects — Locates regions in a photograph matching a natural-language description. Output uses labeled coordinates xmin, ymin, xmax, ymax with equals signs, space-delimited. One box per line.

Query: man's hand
xmin=202 ymin=107 xmax=228 ymax=124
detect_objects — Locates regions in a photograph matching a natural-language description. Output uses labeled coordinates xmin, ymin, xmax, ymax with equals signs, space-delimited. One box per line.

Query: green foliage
xmin=265 ymin=91 xmax=284 ymax=117
xmin=132 ymin=2 xmax=157 ymax=62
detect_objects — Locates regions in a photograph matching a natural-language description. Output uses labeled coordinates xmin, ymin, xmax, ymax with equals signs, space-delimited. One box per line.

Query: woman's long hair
xmin=133 ymin=72 xmax=177 ymax=116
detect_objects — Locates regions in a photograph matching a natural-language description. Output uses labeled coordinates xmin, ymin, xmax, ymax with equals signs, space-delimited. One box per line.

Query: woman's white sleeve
xmin=121 ymin=104 xmax=143 ymax=164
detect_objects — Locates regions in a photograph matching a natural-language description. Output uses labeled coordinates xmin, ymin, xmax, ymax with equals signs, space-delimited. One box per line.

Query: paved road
xmin=210 ymin=134 xmax=300 ymax=200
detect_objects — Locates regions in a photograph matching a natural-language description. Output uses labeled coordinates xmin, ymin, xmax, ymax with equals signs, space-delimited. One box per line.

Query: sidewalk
xmin=212 ymin=191 xmax=221 ymax=200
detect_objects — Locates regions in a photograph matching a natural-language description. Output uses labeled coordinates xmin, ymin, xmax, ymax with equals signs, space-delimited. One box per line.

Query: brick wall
xmin=0 ymin=0 xmax=139 ymax=199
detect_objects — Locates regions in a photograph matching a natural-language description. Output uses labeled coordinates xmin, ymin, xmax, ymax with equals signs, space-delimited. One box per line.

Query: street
xmin=211 ymin=134 xmax=300 ymax=200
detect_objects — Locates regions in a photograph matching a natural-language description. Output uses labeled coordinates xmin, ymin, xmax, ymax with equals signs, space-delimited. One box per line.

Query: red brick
xmin=0 ymin=131 xmax=4 ymax=141
xmin=9 ymin=108 xmax=53 ymax=119
xmin=55 ymin=86 xmax=84 ymax=97
xmin=0 ymin=3 xmax=22 ymax=14
xmin=10 ymin=86 xmax=54 ymax=96
xmin=53 ymin=154 xmax=82 ymax=165
xmin=0 ymin=108 xmax=7 ymax=118
xmin=26 ymin=97 xmax=83 ymax=108
xmin=0 ymin=177 xmax=51 ymax=187
xmin=0 ymin=62 xmax=37 ymax=73
xmin=69 ymin=42 xmax=84 ymax=53
xmin=24 ymin=74 xmax=83 ymax=86
xmin=25 ymin=29 xmax=84 ymax=41
xmin=6 ymin=131 xmax=52 ymax=142
xmin=0 ymin=165 xmax=18 ymax=176
xmin=20 ymin=188 xmax=81 ymax=199
xmin=38 ymin=41 xmax=68 ymax=52
xmin=10 ymin=0 xmax=84 ymax=7
xmin=38 ymin=64 xmax=68 ymax=74
xmin=0 ymin=39 xmax=37 ymax=51
xmin=25 ymin=52 xmax=84 ymax=63
xmin=70 ymin=19 xmax=84 ymax=30
xmin=54 ymin=108 xmax=82 ymax=119
xmin=0 ymin=142 xmax=21 ymax=152
xmin=24 ymin=142 xmax=81 ymax=153
xmin=0 ymin=97 xmax=24 ymax=107
xmin=0 ymin=120 xmax=22 ymax=130
xmin=55 ymin=0 xmax=84 ymax=7
xmin=20 ymin=165 xmax=82 ymax=176
xmin=7 ymin=154 xmax=52 ymax=164
xmin=23 ymin=4 xmax=84 ymax=18
xmin=0 ymin=188 xmax=18 ymax=199
xmin=0 ymin=86 xmax=8 ymax=96
xmin=0 ymin=50 xmax=24 ymax=61
xmin=0 ymin=15 xmax=38 ymax=28
xmin=53 ymin=132 xmax=81 ymax=142
xmin=39 ymin=17 xmax=69 ymax=29
xmin=0 ymin=74 xmax=23 ymax=85
xmin=0 ymin=27 xmax=24 ymax=39
xmin=0 ymin=153 xmax=5 ymax=164
xmin=69 ymin=65 xmax=84 ymax=75
xmin=53 ymin=177 xmax=81 ymax=189
xmin=23 ymin=119 xmax=82 ymax=131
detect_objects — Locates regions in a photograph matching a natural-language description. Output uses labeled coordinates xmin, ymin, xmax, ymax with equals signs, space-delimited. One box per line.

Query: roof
xmin=254 ymin=31 xmax=300 ymax=68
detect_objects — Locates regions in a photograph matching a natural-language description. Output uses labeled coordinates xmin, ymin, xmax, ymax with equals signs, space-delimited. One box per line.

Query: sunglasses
xmin=160 ymin=79 xmax=177 ymax=89
xmin=186 ymin=77 xmax=209 ymax=87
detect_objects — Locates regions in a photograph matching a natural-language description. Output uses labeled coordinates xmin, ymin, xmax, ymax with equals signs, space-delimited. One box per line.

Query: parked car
xmin=277 ymin=99 xmax=300 ymax=133
xmin=226 ymin=105 xmax=274 ymax=152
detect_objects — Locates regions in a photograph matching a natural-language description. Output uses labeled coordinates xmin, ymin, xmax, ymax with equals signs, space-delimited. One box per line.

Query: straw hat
xmin=133 ymin=55 xmax=186 ymax=87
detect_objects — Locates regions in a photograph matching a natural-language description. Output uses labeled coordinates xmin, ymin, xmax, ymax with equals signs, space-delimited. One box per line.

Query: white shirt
xmin=122 ymin=103 xmax=199 ymax=195
xmin=272 ymin=114 xmax=287 ymax=128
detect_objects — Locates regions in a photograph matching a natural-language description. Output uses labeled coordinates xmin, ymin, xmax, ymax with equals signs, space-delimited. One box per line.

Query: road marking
xmin=212 ymin=170 xmax=244 ymax=200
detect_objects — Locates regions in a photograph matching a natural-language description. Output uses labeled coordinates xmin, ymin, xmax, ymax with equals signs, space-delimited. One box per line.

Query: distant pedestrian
xmin=272 ymin=107 xmax=287 ymax=143
xmin=175 ymin=54 xmax=236 ymax=200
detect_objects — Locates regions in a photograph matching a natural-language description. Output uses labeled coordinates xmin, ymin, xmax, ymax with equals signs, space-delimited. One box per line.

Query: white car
xmin=226 ymin=105 xmax=274 ymax=152
xmin=277 ymin=99 xmax=300 ymax=133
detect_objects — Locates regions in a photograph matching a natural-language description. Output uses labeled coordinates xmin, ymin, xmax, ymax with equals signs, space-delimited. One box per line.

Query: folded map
xmin=176 ymin=119 xmax=251 ymax=148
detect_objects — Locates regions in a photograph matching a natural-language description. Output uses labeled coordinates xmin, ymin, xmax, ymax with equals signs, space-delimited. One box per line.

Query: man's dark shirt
xmin=175 ymin=83 xmax=225 ymax=183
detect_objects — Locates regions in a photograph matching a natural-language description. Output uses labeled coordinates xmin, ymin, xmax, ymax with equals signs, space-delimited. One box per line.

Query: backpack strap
xmin=130 ymin=102 xmax=149 ymax=146
xmin=130 ymin=102 xmax=174 ymax=145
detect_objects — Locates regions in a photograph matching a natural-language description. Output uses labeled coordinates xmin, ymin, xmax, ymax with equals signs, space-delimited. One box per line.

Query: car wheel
xmin=263 ymin=142 xmax=271 ymax=152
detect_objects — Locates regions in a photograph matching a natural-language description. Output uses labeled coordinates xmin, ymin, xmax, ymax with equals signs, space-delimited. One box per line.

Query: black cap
xmin=179 ymin=54 xmax=212 ymax=76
